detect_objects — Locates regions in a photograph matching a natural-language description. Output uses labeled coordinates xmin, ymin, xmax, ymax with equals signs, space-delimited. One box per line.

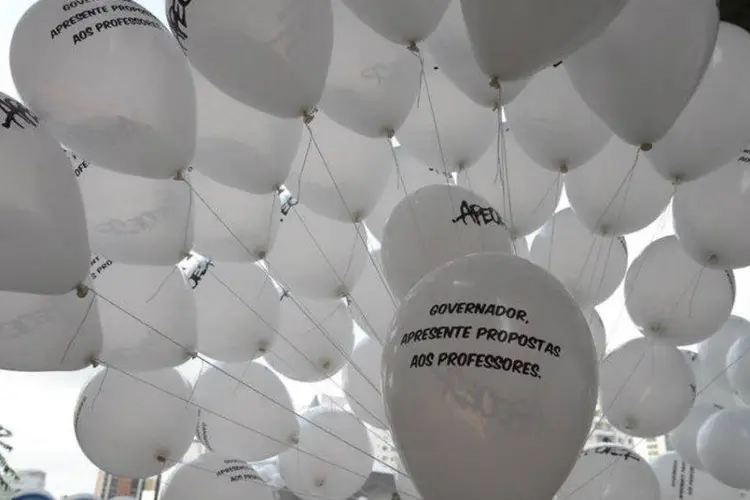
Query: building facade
xmin=94 ymin=472 xmax=153 ymax=500
xmin=635 ymin=436 xmax=668 ymax=461
xmin=9 ymin=469 xmax=46 ymax=492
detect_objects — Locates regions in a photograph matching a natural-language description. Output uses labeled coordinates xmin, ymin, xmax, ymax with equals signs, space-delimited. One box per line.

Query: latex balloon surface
xmin=697 ymin=316 xmax=749 ymax=393
xmin=668 ymin=403 xmax=724 ymax=469
xmin=343 ymin=337 xmax=388 ymax=429
xmin=346 ymin=250 xmax=398 ymax=343
xmin=697 ymin=408 xmax=750 ymax=489
xmin=341 ymin=0 xmax=450 ymax=45
xmin=652 ymin=451 xmax=747 ymax=500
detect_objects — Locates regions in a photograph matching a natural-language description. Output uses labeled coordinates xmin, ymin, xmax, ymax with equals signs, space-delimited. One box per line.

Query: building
xmin=635 ymin=436 xmax=668 ymax=461
xmin=9 ymin=469 xmax=46 ymax=492
xmin=586 ymin=407 xmax=636 ymax=448
xmin=94 ymin=472 xmax=151 ymax=500
xmin=368 ymin=426 xmax=401 ymax=475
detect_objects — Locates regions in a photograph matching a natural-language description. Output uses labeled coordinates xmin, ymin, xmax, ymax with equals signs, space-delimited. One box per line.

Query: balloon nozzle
xmin=383 ymin=128 xmax=395 ymax=139
xmin=320 ymin=359 xmax=332 ymax=371
xmin=290 ymin=434 xmax=300 ymax=445
xmin=639 ymin=143 xmax=653 ymax=152
xmin=671 ymin=174 xmax=684 ymax=186
xmin=314 ymin=477 xmax=326 ymax=488
xmin=257 ymin=340 xmax=269 ymax=354
xmin=75 ymin=283 xmax=90 ymax=298
xmin=559 ymin=164 xmax=569 ymax=174
xmin=407 ymin=41 xmax=419 ymax=54
xmin=302 ymin=108 xmax=318 ymax=125
xmin=489 ymin=76 xmax=501 ymax=90
xmin=707 ymin=253 xmax=719 ymax=265
xmin=173 ymin=169 xmax=186 ymax=181
xmin=156 ymin=454 xmax=167 ymax=464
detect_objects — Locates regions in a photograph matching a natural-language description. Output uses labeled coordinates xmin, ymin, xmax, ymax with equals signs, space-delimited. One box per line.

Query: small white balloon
xmin=347 ymin=250 xmax=398 ymax=344
xmin=652 ymin=451 xmax=747 ymax=500
xmin=669 ymin=403 xmax=725 ymax=469
xmin=343 ymin=337 xmax=388 ymax=429
xmin=697 ymin=408 xmax=750 ymax=489
xmin=341 ymin=0 xmax=450 ymax=45
xmin=697 ymin=316 xmax=749 ymax=393
xmin=727 ymin=335 xmax=750 ymax=403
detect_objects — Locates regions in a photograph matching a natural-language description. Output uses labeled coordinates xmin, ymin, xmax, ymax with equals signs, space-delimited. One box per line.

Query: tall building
xmin=94 ymin=472 xmax=147 ymax=500
xmin=635 ymin=436 xmax=668 ymax=461
xmin=368 ymin=426 xmax=401 ymax=474
xmin=9 ymin=469 xmax=46 ymax=492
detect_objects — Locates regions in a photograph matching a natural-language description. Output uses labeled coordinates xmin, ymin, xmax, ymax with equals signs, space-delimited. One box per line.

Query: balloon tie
xmin=59 ymin=294 xmax=97 ymax=365
xmin=75 ymin=282 xmax=90 ymax=298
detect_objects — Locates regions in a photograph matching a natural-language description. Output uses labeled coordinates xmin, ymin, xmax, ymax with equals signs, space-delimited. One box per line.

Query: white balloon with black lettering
xmin=383 ymin=252 xmax=598 ymax=500
xmin=0 ymin=92 xmax=90 ymax=295
xmin=697 ymin=408 xmax=750 ymax=489
xmin=727 ymin=335 xmax=750 ymax=403
xmin=652 ymin=451 xmax=746 ymax=500
xmin=192 ymin=361 xmax=299 ymax=462
xmin=11 ymin=0 xmax=195 ymax=179
xmin=265 ymin=298 xmax=354 ymax=382
xmin=697 ymin=316 xmax=750 ymax=393
xmin=343 ymin=337 xmax=388 ymax=429
xmin=75 ymin=367 xmax=198 ymax=478
xmin=625 ymin=236 xmax=735 ymax=346
xmin=91 ymin=259 xmax=197 ymax=370
xmin=279 ymin=406 xmax=374 ymax=500
xmin=669 ymin=403 xmax=724 ymax=469
xmin=347 ymin=251 xmax=398 ymax=343
xmin=340 ymin=0 xmax=450 ymax=45
xmin=381 ymin=184 xmax=513 ymax=300
xmin=161 ymin=453 xmax=274 ymax=500
xmin=530 ymin=208 xmax=628 ymax=307
xmin=599 ymin=338 xmax=696 ymax=437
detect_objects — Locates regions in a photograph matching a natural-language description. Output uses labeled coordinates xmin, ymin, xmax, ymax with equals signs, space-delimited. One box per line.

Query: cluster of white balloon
xmin=3 ymin=0 xmax=750 ymax=499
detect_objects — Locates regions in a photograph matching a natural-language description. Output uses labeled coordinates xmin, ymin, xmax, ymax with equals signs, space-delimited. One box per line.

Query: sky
xmin=2 ymin=0 xmax=750 ymax=498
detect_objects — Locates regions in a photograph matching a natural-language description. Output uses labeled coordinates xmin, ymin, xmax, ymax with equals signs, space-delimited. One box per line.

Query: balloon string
xmin=590 ymin=147 xmax=640 ymax=233
xmin=58 ymin=295 xmax=96 ymax=365
xmin=546 ymin=180 xmax=561 ymax=272
xmin=145 ymin=266 xmax=178 ymax=304
xmin=182 ymin=180 xmax=194 ymax=256
xmin=294 ymin=134 xmax=314 ymax=204
xmin=528 ymin=173 xmax=562 ymax=216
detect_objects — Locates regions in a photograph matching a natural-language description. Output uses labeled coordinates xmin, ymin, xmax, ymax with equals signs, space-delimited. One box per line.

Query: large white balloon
xmin=343 ymin=337 xmax=388 ymax=429
xmin=625 ymin=236 xmax=735 ymax=346
xmin=599 ymin=338 xmax=696 ymax=437
xmin=460 ymin=0 xmax=627 ymax=81
xmin=340 ymin=0 xmax=450 ymax=45
xmin=11 ymin=0 xmax=195 ymax=179
xmin=192 ymin=361 xmax=299 ymax=462
xmin=265 ymin=298 xmax=354 ymax=382
xmin=347 ymin=250 xmax=398 ymax=344
xmin=505 ymin=66 xmax=611 ymax=173
xmin=697 ymin=316 xmax=750 ymax=393
xmin=652 ymin=451 xmax=747 ymax=500
xmin=530 ymin=208 xmax=628 ymax=307
xmin=0 ymin=93 xmax=90 ymax=295
xmin=381 ymin=184 xmax=513 ymax=300
xmin=565 ymin=139 xmax=674 ymax=236
xmin=673 ymin=161 xmax=750 ymax=270
xmin=162 ymin=453 xmax=274 ymax=500
xmin=191 ymin=66 xmax=303 ymax=195
xmin=697 ymin=408 xmax=750 ymax=489
xmin=278 ymin=406 xmax=374 ymax=500
xmin=75 ymin=367 xmax=198 ymax=478
xmin=169 ymin=0 xmax=333 ymax=118
xmin=68 ymin=151 xmax=192 ymax=266
xmin=727 ymin=335 xmax=750 ymax=403
xmin=564 ymin=0 xmax=719 ymax=146
xmin=668 ymin=403 xmax=724 ymax=469
xmin=90 ymin=258 xmax=197 ymax=370
xmin=646 ymin=23 xmax=750 ymax=183
xmin=384 ymin=252 xmax=598 ymax=500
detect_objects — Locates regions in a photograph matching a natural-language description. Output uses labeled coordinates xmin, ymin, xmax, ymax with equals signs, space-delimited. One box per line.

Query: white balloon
xmin=697 ymin=408 xmax=750 ymax=489
xmin=68 ymin=151 xmax=192 ymax=266
xmin=564 ymin=0 xmax=719 ymax=146
xmin=190 ymin=169 xmax=280 ymax=262
xmin=697 ymin=316 xmax=749 ymax=393
xmin=397 ymin=59 xmax=496 ymax=173
xmin=343 ymin=337 xmax=388 ymax=429
xmin=91 ymin=258 xmax=197 ymax=371
xmin=162 ymin=453 xmax=274 ymax=500
xmin=321 ymin=3 xmax=421 ymax=138
xmin=582 ymin=307 xmax=607 ymax=362
xmin=395 ymin=475 xmax=422 ymax=500
xmin=625 ymin=236 xmax=735 ymax=346
xmin=646 ymin=23 xmax=750 ymax=183
xmin=12 ymin=0 xmax=195 ymax=179
xmin=347 ymin=250 xmax=398 ymax=343
xmin=555 ymin=445 xmax=659 ymax=500
xmin=460 ymin=0 xmax=627 ymax=81
xmin=565 ymin=138 xmax=674 ymax=236
xmin=191 ymin=66 xmax=303 ymax=195
xmin=192 ymin=361 xmax=299 ymax=461
xmin=458 ymin=131 xmax=563 ymax=237
xmin=425 ymin=1 xmax=527 ymax=109
xmin=673 ymin=160 xmax=750 ymax=269
xmin=340 ymin=0 xmax=450 ymax=45
xmin=75 ymin=367 xmax=198 ymax=478
xmin=278 ymin=406 xmax=373 ymax=500
xmin=513 ymin=237 xmax=531 ymax=261
xmin=682 ymin=349 xmax=740 ymax=409
xmin=0 ymin=93 xmax=90 ymax=295
xmin=505 ymin=66 xmax=612 ymax=173
xmin=652 ymin=451 xmax=747 ymax=500
xmin=599 ymin=338 xmax=696 ymax=437
xmin=727 ymin=335 xmax=750 ymax=403
xmin=267 ymin=205 xmax=368 ymax=299
xmin=170 ymin=0 xmax=333 ymax=118
xmin=530 ymin=208 xmax=628 ymax=307
xmin=669 ymin=403 xmax=724 ymax=470
xmin=381 ymin=184 xmax=513 ymax=300
xmin=265 ymin=298 xmax=354 ymax=382
xmin=383 ymin=252 xmax=598 ymax=500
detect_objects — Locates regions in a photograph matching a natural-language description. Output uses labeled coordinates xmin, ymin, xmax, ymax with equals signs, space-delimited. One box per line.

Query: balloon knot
xmin=407 ymin=41 xmax=419 ymax=54
xmin=302 ymin=108 xmax=318 ymax=125
xmin=707 ymin=253 xmax=719 ymax=265
xmin=257 ymin=340 xmax=269 ymax=354
xmin=671 ymin=174 xmax=684 ymax=186
xmin=489 ymin=77 xmax=501 ymax=90
xmin=314 ymin=477 xmax=326 ymax=488
xmin=320 ymin=359 xmax=332 ymax=371
xmin=639 ymin=143 xmax=653 ymax=152
xmin=173 ymin=169 xmax=186 ymax=181
xmin=90 ymin=357 xmax=100 ymax=368
xmin=383 ymin=128 xmax=395 ymax=139
xmin=75 ymin=283 xmax=90 ymax=298
xmin=290 ymin=434 xmax=300 ymax=445
xmin=188 ymin=351 xmax=198 ymax=360
xmin=156 ymin=455 xmax=167 ymax=464
xmin=599 ymin=224 xmax=611 ymax=236
xmin=559 ymin=164 xmax=569 ymax=174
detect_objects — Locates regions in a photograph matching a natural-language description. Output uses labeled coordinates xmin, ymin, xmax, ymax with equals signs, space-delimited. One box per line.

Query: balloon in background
xmin=191 ymin=66 xmax=303 ymax=195
xmin=726 ymin=335 xmax=750 ymax=403
xmin=383 ymin=252 xmax=598 ymax=500
xmin=599 ymin=338 xmax=695 ymax=437
xmin=278 ymin=406 xmax=374 ymax=500
xmin=530 ymin=208 xmax=628 ymax=307
xmin=67 ymin=151 xmax=192 ymax=266
xmin=288 ymin=115 xmax=393 ymax=222
xmin=625 ymin=236 xmax=734 ymax=346
xmin=513 ymin=237 xmax=531 ymax=260
xmin=0 ymin=92 xmax=90 ymax=295
xmin=646 ymin=23 xmax=750 ymax=183
xmin=169 ymin=0 xmax=333 ymax=118
xmin=192 ymin=361 xmax=299 ymax=462
xmin=682 ymin=349 xmax=740 ymax=409
xmin=565 ymin=138 xmax=674 ymax=236
xmin=0 ymin=287 xmax=102 ymax=372
xmin=582 ymin=307 xmax=607 ymax=361
xmin=458 ymin=130 xmax=563 ymax=237
xmin=504 ymin=65 xmax=612 ymax=173
xmin=347 ymin=250 xmax=398 ymax=343
xmin=343 ymin=337 xmax=388 ymax=429
xmin=555 ymin=445 xmax=659 ymax=500
xmin=90 ymin=258 xmax=197 ymax=371
xmin=460 ymin=0 xmax=627 ymax=80
xmin=340 ymin=0 xmax=450 ymax=45
xmin=652 ymin=451 xmax=747 ymax=500
xmin=381 ymin=184 xmax=513 ymax=300
xmin=265 ymin=298 xmax=354 ymax=382
xmin=11 ymin=0 xmax=195 ymax=179
xmin=267 ymin=205 xmax=367 ymax=299
xmin=190 ymin=169 xmax=280 ymax=262
xmin=321 ymin=2 xmax=421 ymax=138
xmin=673 ymin=161 xmax=750 ymax=270
xmin=194 ymin=262 xmax=279 ymax=362
xmin=162 ymin=453 xmax=274 ymax=500
xmin=564 ymin=0 xmax=719 ymax=147
xmin=397 ymin=59 xmax=496 ymax=174
xmin=697 ymin=316 xmax=749 ymax=393
xmin=697 ymin=408 xmax=750 ymax=489
xmin=425 ymin=1 xmax=527 ymax=109
xmin=75 ymin=367 xmax=198 ymax=478
xmin=668 ymin=403 xmax=725 ymax=469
